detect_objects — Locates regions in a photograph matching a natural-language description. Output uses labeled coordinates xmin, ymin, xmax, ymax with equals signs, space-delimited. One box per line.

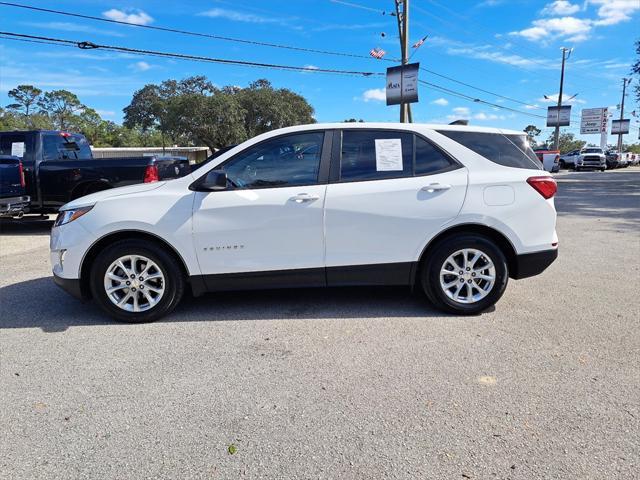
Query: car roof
xmin=278 ymin=122 xmax=526 ymax=136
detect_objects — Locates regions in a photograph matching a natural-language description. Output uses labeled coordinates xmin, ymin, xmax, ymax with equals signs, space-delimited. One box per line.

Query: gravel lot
xmin=1 ymin=169 xmax=638 ymax=479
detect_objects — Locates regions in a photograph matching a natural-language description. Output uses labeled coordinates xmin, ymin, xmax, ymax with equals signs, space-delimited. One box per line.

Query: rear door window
xmin=42 ymin=134 xmax=93 ymax=161
xmin=437 ymin=130 xmax=541 ymax=170
xmin=340 ymin=130 xmax=413 ymax=181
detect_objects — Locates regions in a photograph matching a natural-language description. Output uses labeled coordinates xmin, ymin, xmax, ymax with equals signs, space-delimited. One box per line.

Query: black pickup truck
xmin=0 ymin=130 xmax=191 ymax=214
xmin=0 ymin=155 xmax=30 ymax=218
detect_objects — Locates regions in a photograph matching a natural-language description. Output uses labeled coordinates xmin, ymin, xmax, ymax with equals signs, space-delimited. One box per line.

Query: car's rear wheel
xmin=421 ymin=235 xmax=508 ymax=315
xmin=90 ymin=239 xmax=185 ymax=322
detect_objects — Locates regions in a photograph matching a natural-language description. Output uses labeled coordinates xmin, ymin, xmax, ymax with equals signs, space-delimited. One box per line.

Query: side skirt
xmin=189 ymin=262 xmax=416 ymax=295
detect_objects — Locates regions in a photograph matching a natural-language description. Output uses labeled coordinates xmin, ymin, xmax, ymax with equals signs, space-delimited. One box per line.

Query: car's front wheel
xmin=90 ymin=239 xmax=185 ymax=322
xmin=421 ymin=235 xmax=509 ymax=315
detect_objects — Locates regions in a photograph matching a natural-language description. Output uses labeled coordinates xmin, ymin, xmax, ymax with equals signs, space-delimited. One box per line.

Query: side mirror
xmin=192 ymin=170 xmax=228 ymax=191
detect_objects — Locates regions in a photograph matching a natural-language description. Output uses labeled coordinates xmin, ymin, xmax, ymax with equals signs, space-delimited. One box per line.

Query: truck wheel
xmin=421 ymin=234 xmax=509 ymax=315
xmin=90 ymin=239 xmax=185 ymax=322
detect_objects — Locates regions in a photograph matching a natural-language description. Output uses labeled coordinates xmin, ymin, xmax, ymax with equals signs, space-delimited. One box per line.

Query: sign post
xmin=386 ymin=63 xmax=419 ymax=107
xmin=547 ymin=105 xmax=571 ymax=128
xmin=580 ymin=107 xmax=609 ymax=149
xmin=611 ymin=119 xmax=630 ymax=135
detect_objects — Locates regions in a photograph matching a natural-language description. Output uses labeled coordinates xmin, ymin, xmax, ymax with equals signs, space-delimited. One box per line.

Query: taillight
xmin=18 ymin=161 xmax=25 ymax=188
xmin=527 ymin=176 xmax=557 ymax=199
xmin=143 ymin=164 xmax=159 ymax=183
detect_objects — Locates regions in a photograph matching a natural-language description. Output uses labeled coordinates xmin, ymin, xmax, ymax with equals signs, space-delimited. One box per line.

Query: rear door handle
xmin=290 ymin=193 xmax=320 ymax=203
xmin=421 ymin=183 xmax=452 ymax=193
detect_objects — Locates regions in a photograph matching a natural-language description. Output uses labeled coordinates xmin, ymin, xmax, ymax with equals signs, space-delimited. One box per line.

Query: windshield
xmin=582 ymin=148 xmax=603 ymax=154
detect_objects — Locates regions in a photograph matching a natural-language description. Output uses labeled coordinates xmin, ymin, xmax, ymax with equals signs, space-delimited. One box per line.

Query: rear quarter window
xmin=437 ymin=130 xmax=542 ymax=170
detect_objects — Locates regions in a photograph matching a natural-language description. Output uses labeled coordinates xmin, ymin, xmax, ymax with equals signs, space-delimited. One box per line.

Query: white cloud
xmin=130 ymin=61 xmax=152 ymax=72
xmin=103 ymin=8 xmax=153 ymax=25
xmin=511 ymin=16 xmax=592 ymax=42
xmin=23 ymin=21 xmax=124 ymax=37
xmin=431 ymin=98 xmax=449 ymax=106
xmin=590 ymin=0 xmax=640 ymax=26
xmin=525 ymin=104 xmax=541 ymax=110
xmin=447 ymin=46 xmax=546 ymax=68
xmin=95 ymin=109 xmax=116 ymax=117
xmin=510 ymin=0 xmax=639 ymax=43
xmin=361 ymin=88 xmax=386 ymax=102
xmin=473 ymin=112 xmax=505 ymax=121
xmin=452 ymin=107 xmax=471 ymax=117
xmin=199 ymin=8 xmax=286 ymax=24
xmin=541 ymin=1 xmax=580 ymax=16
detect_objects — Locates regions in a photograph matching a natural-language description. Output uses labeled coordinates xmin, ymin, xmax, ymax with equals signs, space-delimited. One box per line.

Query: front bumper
xmin=53 ymin=272 xmax=86 ymax=300
xmin=511 ymin=248 xmax=558 ymax=279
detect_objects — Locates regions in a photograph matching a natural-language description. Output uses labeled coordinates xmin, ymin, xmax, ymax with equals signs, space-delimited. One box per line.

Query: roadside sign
xmin=580 ymin=107 xmax=607 ymax=134
xmin=386 ymin=63 xmax=419 ymax=106
xmin=611 ymin=119 xmax=630 ymax=135
xmin=546 ymin=105 xmax=571 ymax=127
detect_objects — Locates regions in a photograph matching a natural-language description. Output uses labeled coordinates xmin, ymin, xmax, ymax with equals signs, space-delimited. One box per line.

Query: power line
xmin=329 ymin=0 xmax=387 ymax=14
xmin=0 ymin=31 xmax=380 ymax=76
xmin=0 ymin=1 xmax=379 ymax=62
xmin=0 ymin=31 xmax=553 ymax=121
xmin=418 ymin=80 xmax=546 ymax=119
xmin=0 ymin=1 xmax=552 ymax=112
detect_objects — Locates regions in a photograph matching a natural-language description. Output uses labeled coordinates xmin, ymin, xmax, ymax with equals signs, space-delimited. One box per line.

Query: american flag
xmin=412 ymin=35 xmax=428 ymax=49
xmin=369 ymin=47 xmax=386 ymax=59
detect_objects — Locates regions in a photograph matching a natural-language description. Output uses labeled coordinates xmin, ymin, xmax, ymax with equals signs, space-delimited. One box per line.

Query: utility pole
xmin=616 ymin=77 xmax=632 ymax=152
xmin=553 ymin=47 xmax=571 ymax=151
xmin=394 ymin=0 xmax=411 ymax=123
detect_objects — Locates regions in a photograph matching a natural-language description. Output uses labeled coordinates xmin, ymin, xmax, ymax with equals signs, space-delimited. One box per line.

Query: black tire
xmin=559 ymin=160 xmax=566 ymax=169
xmin=90 ymin=239 xmax=185 ymax=322
xmin=420 ymin=234 xmax=509 ymax=315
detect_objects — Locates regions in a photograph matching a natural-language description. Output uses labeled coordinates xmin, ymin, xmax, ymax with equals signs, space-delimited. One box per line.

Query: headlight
xmin=54 ymin=206 xmax=94 ymax=227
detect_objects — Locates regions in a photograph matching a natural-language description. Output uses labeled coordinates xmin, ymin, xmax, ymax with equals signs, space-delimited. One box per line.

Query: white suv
xmin=50 ymin=123 xmax=558 ymax=322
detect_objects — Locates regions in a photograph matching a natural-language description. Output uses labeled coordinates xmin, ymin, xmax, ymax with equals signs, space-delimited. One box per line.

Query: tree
xmin=169 ymin=92 xmax=246 ymax=150
xmin=124 ymin=76 xmax=316 ymax=148
xmin=546 ymin=131 xmax=586 ymax=153
xmin=235 ymin=79 xmax=315 ymax=137
xmin=74 ymin=108 xmax=105 ymax=145
xmin=6 ymin=85 xmax=42 ymax=123
xmin=523 ymin=124 xmax=541 ymax=147
xmin=38 ymin=90 xmax=84 ymax=130
xmin=123 ymin=77 xmax=215 ymax=147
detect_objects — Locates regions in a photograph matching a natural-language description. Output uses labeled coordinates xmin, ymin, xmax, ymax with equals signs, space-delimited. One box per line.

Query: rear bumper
xmin=511 ymin=248 xmax=558 ymax=279
xmin=53 ymin=273 xmax=85 ymax=300
xmin=0 ymin=195 xmax=30 ymax=216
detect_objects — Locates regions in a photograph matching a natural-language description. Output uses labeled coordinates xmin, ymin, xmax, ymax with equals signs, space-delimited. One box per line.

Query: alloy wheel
xmin=103 ymin=255 xmax=165 ymax=312
xmin=439 ymin=248 xmax=496 ymax=304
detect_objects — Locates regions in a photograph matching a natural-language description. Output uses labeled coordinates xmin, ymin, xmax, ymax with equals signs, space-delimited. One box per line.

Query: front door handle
xmin=421 ymin=183 xmax=452 ymax=193
xmin=290 ymin=193 xmax=320 ymax=203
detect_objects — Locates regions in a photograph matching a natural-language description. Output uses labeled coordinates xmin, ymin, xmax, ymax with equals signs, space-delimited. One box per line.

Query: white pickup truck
xmin=576 ymin=147 xmax=606 ymax=172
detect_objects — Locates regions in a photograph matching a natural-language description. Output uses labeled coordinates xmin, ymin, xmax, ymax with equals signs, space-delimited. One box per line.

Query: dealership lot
xmin=1 ymin=170 xmax=638 ymax=479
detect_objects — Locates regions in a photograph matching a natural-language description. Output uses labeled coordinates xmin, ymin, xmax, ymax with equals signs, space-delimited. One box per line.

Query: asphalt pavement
xmin=1 ymin=169 xmax=638 ymax=479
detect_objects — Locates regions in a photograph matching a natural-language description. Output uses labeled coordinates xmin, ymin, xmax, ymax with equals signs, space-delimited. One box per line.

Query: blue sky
xmin=1 ymin=0 xmax=639 ymax=143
